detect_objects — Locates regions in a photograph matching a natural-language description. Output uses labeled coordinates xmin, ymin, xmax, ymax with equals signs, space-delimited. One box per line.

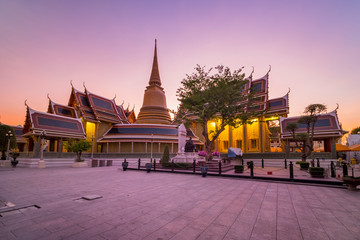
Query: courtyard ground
xmin=0 ymin=166 xmax=359 ymax=240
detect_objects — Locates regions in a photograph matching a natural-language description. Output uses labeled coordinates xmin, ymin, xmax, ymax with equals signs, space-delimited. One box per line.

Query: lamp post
xmin=150 ymin=134 xmax=153 ymax=162
xmin=5 ymin=131 xmax=13 ymax=160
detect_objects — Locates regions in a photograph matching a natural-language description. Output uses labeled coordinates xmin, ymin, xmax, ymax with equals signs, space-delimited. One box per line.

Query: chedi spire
xmin=136 ymin=40 xmax=171 ymax=124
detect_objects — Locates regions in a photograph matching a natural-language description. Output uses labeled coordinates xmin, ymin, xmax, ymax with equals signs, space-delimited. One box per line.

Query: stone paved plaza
xmin=0 ymin=167 xmax=359 ymax=240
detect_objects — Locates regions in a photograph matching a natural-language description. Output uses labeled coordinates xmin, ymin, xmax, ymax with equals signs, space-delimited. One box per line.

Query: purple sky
xmin=1 ymin=0 xmax=359 ymax=134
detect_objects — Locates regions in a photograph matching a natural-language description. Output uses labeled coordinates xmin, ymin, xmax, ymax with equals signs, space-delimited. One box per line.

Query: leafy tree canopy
xmin=65 ymin=139 xmax=91 ymax=162
xmin=176 ymin=65 xmax=261 ymax=160
xmin=351 ymin=126 xmax=360 ymax=134
xmin=0 ymin=125 xmax=17 ymax=160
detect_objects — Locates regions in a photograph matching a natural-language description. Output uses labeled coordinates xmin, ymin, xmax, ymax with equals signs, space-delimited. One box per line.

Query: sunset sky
xmin=1 ymin=0 xmax=359 ymax=134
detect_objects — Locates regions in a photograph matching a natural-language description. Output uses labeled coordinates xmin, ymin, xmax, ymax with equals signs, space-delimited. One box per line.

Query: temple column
xmin=118 ymin=142 xmax=121 ymax=153
xmin=57 ymin=138 xmax=63 ymax=158
xmin=243 ymin=124 xmax=247 ymax=153
xmin=145 ymin=142 xmax=148 ymax=153
xmin=106 ymin=143 xmax=109 ymax=153
xmin=158 ymin=143 xmax=161 ymax=153
xmin=171 ymin=143 xmax=174 ymax=153
xmin=229 ymin=126 xmax=233 ymax=148
xmin=131 ymin=142 xmax=134 ymax=153
xmin=33 ymin=136 xmax=41 ymax=158
xmin=330 ymin=137 xmax=337 ymax=159
xmin=259 ymin=118 xmax=264 ymax=153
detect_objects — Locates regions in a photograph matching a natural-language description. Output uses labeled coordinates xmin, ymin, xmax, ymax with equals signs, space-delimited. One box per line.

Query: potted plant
xmin=234 ymin=165 xmax=244 ymax=173
xmin=9 ymin=149 xmax=20 ymax=168
xmin=145 ymin=163 xmax=152 ymax=173
xmin=308 ymin=167 xmax=324 ymax=178
xmin=297 ymin=161 xmax=309 ymax=170
xmin=342 ymin=176 xmax=360 ymax=191
xmin=200 ymin=166 xmax=208 ymax=177
xmin=122 ymin=159 xmax=129 ymax=171
xmin=65 ymin=139 xmax=91 ymax=167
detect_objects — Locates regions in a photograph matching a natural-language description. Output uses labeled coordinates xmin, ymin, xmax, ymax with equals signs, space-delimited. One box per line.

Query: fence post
xmin=138 ymin=158 xmax=141 ymax=169
xmin=285 ymin=158 xmax=287 ymax=169
xmin=250 ymin=161 xmax=254 ymax=178
xmin=154 ymin=159 xmax=156 ymax=171
xmin=171 ymin=160 xmax=174 ymax=172
xmin=342 ymin=162 xmax=348 ymax=176
xmin=330 ymin=161 xmax=335 ymax=178
xmin=193 ymin=159 xmax=196 ymax=173
xmin=219 ymin=161 xmax=222 ymax=175
xmin=261 ymin=159 xmax=264 ymax=168
xmin=289 ymin=161 xmax=294 ymax=179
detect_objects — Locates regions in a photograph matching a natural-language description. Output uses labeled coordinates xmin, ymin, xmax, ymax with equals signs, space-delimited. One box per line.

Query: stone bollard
xmin=289 ymin=161 xmax=294 ymax=179
xmin=154 ymin=160 xmax=156 ymax=171
xmin=219 ymin=161 xmax=222 ymax=175
xmin=285 ymin=159 xmax=287 ymax=169
xmin=171 ymin=160 xmax=174 ymax=172
xmin=250 ymin=161 xmax=254 ymax=178
xmin=193 ymin=159 xmax=196 ymax=173
xmin=261 ymin=159 xmax=264 ymax=168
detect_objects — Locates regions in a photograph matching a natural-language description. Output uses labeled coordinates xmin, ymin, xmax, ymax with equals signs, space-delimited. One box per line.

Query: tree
xmin=64 ymin=139 xmax=91 ymax=162
xmin=0 ymin=125 xmax=17 ymax=160
xmin=351 ymin=126 xmax=360 ymax=134
xmin=176 ymin=65 xmax=260 ymax=161
xmin=285 ymin=104 xmax=327 ymax=161
xmin=161 ymin=145 xmax=170 ymax=167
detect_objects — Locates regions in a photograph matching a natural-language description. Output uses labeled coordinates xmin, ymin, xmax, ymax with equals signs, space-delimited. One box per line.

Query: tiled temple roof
xmin=23 ymin=107 xmax=86 ymax=139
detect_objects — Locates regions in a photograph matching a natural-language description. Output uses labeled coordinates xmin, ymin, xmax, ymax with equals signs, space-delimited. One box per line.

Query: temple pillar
xmin=145 ymin=142 xmax=148 ymax=153
xmin=171 ymin=143 xmax=174 ymax=153
xmin=106 ymin=143 xmax=109 ymax=153
xmin=330 ymin=137 xmax=337 ymax=159
xmin=131 ymin=142 xmax=134 ymax=153
xmin=57 ymin=138 xmax=63 ymax=158
xmin=259 ymin=118 xmax=264 ymax=153
xmin=118 ymin=142 xmax=121 ymax=153
xmin=243 ymin=125 xmax=247 ymax=153
xmin=158 ymin=143 xmax=161 ymax=153
xmin=33 ymin=136 xmax=41 ymax=158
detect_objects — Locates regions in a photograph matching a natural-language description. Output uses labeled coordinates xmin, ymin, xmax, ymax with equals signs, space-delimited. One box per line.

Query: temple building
xmin=21 ymin=40 xmax=201 ymax=157
xmin=280 ymin=109 xmax=346 ymax=158
xmin=189 ymin=67 xmax=290 ymax=154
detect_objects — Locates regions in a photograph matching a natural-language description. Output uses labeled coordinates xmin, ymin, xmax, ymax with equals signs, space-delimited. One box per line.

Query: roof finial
xmin=335 ymin=103 xmax=339 ymax=111
xmin=47 ymin=93 xmax=51 ymax=101
xmin=149 ymin=39 xmax=161 ymax=86
xmin=121 ymin=100 xmax=124 ymax=106
xmin=24 ymin=99 xmax=29 ymax=108
xmin=132 ymin=104 xmax=135 ymax=111
xmin=70 ymin=80 xmax=74 ymax=88
xmin=113 ymin=94 xmax=117 ymax=101
xmin=267 ymin=65 xmax=272 ymax=74
xmin=83 ymin=82 xmax=86 ymax=90
xmin=287 ymin=88 xmax=291 ymax=95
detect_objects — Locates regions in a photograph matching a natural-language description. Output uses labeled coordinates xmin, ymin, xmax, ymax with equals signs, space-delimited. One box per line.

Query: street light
xmin=150 ymin=134 xmax=153 ymax=162
xmin=5 ymin=131 xmax=13 ymax=160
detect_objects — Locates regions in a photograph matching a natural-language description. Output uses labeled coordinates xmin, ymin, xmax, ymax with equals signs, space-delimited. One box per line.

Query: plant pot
xmin=299 ymin=162 xmax=309 ymax=170
xmin=200 ymin=166 xmax=208 ymax=177
xmin=342 ymin=177 xmax=360 ymax=191
xmin=11 ymin=160 xmax=19 ymax=168
xmin=145 ymin=163 xmax=152 ymax=173
xmin=234 ymin=165 xmax=244 ymax=173
xmin=309 ymin=167 xmax=324 ymax=178
xmin=122 ymin=162 xmax=128 ymax=171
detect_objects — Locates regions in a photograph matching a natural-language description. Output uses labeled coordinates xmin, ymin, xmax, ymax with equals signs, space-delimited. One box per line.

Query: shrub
xmin=161 ymin=145 xmax=170 ymax=167
xmin=308 ymin=167 xmax=324 ymax=178
xmin=212 ymin=151 xmax=220 ymax=156
xmin=299 ymin=161 xmax=309 ymax=170
xmin=198 ymin=151 xmax=207 ymax=156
